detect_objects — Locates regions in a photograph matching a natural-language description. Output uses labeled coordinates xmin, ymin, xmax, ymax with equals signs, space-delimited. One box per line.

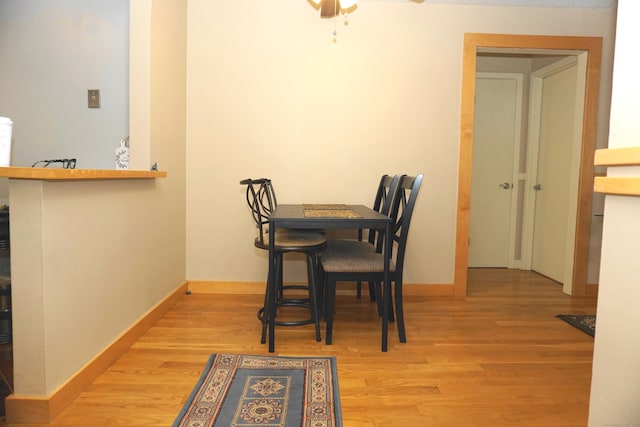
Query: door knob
xmin=533 ymin=184 xmax=542 ymax=191
xmin=499 ymin=182 xmax=512 ymax=189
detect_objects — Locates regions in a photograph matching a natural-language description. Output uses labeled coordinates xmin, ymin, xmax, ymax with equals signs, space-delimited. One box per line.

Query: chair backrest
xmin=240 ymin=178 xmax=277 ymax=248
xmin=363 ymin=174 xmax=402 ymax=245
xmin=385 ymin=174 xmax=423 ymax=275
xmin=372 ymin=174 xmax=400 ymax=215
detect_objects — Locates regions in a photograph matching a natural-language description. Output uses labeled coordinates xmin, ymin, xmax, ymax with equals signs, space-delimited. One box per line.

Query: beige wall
xmin=10 ymin=178 xmax=185 ymax=396
xmin=185 ymin=2 xmax=617 ymax=286
xmin=589 ymin=0 xmax=640 ymax=425
xmin=10 ymin=0 xmax=186 ymax=398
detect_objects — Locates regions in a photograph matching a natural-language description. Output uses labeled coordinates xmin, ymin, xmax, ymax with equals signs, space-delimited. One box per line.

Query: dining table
xmin=266 ymin=203 xmax=393 ymax=352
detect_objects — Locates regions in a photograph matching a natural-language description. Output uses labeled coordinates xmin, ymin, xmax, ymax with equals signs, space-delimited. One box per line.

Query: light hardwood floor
xmin=3 ymin=269 xmax=597 ymax=426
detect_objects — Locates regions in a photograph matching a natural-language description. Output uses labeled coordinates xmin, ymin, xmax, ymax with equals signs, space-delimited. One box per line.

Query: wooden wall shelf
xmin=594 ymin=147 xmax=640 ymax=166
xmin=594 ymin=147 xmax=640 ymax=196
xmin=0 ymin=167 xmax=166 ymax=181
xmin=594 ymin=177 xmax=640 ymax=196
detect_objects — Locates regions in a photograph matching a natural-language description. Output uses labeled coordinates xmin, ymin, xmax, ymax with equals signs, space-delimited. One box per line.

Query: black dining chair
xmin=320 ymin=174 xmax=423 ymax=350
xmin=324 ymin=174 xmax=402 ymax=301
xmin=240 ymin=178 xmax=327 ymax=345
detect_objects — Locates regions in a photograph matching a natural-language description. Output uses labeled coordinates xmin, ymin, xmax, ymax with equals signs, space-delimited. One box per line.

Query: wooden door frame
xmin=454 ymin=33 xmax=602 ymax=297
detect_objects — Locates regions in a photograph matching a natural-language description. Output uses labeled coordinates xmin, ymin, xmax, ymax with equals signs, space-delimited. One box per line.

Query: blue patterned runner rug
xmin=556 ymin=314 xmax=596 ymax=337
xmin=173 ymin=353 xmax=342 ymax=427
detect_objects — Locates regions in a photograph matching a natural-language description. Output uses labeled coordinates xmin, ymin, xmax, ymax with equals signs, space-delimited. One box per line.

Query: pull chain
xmin=330 ymin=0 xmax=350 ymax=43
xmin=333 ymin=0 xmax=338 ymax=43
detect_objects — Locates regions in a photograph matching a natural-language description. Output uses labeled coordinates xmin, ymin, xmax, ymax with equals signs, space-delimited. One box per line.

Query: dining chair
xmin=325 ymin=174 xmax=402 ymax=301
xmin=320 ymin=174 xmax=423 ymax=348
xmin=240 ymin=178 xmax=327 ymax=344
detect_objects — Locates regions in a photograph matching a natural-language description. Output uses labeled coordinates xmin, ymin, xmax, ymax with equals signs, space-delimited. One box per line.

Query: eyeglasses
xmin=31 ymin=158 xmax=77 ymax=169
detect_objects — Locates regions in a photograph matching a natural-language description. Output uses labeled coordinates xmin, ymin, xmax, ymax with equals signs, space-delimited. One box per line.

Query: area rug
xmin=556 ymin=314 xmax=596 ymax=337
xmin=173 ymin=353 xmax=342 ymax=427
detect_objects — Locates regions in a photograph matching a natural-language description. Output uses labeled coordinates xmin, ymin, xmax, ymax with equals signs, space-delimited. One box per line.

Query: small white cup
xmin=0 ymin=117 xmax=13 ymax=167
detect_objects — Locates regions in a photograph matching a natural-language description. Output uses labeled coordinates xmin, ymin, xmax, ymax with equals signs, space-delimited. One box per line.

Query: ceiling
xmin=396 ymin=0 xmax=616 ymax=7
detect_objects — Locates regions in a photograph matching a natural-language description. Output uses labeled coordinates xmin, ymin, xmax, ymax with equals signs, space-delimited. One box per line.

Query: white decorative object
xmin=115 ymin=136 xmax=129 ymax=170
xmin=0 ymin=117 xmax=13 ymax=167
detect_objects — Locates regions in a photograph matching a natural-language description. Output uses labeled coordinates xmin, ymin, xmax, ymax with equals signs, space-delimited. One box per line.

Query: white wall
xmin=185 ymin=1 xmax=617 ymax=286
xmin=588 ymin=1 xmax=640 ymax=425
xmin=0 ymin=0 xmax=130 ymax=202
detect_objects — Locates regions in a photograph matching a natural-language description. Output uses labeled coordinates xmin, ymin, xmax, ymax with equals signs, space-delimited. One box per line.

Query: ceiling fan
xmin=309 ymin=0 xmax=358 ymax=18
xmin=308 ymin=0 xmax=423 ymax=41
xmin=309 ymin=0 xmax=424 ymax=18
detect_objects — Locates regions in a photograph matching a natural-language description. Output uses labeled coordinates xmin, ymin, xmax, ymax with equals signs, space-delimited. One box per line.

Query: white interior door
xmin=469 ymin=73 xmax=522 ymax=267
xmin=526 ymin=56 xmax=585 ymax=291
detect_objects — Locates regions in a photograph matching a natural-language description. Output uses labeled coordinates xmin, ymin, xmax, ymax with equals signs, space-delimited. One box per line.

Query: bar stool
xmin=240 ymin=178 xmax=327 ymax=344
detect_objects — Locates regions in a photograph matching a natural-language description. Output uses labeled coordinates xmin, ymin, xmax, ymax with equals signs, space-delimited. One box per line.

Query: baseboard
xmin=188 ymin=281 xmax=455 ymax=296
xmin=5 ymin=281 xmax=189 ymax=424
xmin=188 ymin=280 xmax=265 ymax=294
xmin=586 ymin=283 xmax=599 ymax=297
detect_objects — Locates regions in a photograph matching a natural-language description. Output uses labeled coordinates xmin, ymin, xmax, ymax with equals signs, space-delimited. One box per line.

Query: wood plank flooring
xmin=3 ymin=269 xmax=597 ymax=426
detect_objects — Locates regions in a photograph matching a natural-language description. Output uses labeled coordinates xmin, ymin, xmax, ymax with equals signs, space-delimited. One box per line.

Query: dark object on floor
xmin=556 ymin=314 xmax=596 ymax=337
xmin=172 ymin=353 xmax=342 ymax=427
xmin=0 ymin=206 xmax=10 ymax=419
xmin=0 ymin=207 xmax=8 ymax=251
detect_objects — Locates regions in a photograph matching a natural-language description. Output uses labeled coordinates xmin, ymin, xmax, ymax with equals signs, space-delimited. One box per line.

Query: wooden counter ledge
xmin=593 ymin=147 xmax=640 ymax=196
xmin=0 ymin=166 xmax=166 ymax=181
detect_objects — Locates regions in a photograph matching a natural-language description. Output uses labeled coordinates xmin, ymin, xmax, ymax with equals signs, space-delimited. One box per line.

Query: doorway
xmin=455 ymin=33 xmax=603 ymax=297
xmin=470 ymin=55 xmax=588 ymax=295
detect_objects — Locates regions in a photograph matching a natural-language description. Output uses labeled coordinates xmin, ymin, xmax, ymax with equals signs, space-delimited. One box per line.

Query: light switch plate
xmin=88 ymin=89 xmax=100 ymax=108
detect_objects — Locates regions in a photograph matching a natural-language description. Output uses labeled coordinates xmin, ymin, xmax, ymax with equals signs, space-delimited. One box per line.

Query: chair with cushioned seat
xmin=320 ymin=174 xmax=423 ymax=350
xmin=324 ymin=174 xmax=402 ymax=302
xmin=240 ymin=178 xmax=327 ymax=345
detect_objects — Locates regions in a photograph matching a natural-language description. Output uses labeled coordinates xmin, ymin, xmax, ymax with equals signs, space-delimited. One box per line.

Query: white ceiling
xmin=397 ymin=0 xmax=616 ymax=7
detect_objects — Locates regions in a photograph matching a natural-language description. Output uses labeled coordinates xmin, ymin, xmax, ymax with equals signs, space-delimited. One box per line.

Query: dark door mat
xmin=556 ymin=314 xmax=595 ymax=337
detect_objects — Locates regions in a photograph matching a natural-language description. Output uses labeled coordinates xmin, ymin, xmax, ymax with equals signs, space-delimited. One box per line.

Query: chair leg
xmin=324 ymin=274 xmax=336 ymax=345
xmin=376 ymin=280 xmax=395 ymax=323
xmin=263 ymin=251 xmax=324 ymax=346
xmin=315 ymin=260 xmax=325 ymax=316
xmin=278 ymin=259 xmax=284 ymax=300
xmin=373 ymin=281 xmax=382 ymax=316
xmin=259 ymin=283 xmax=268 ymax=344
xmin=387 ymin=285 xmax=395 ymax=323
xmin=381 ymin=280 xmax=389 ymax=352
xmin=305 ymin=253 xmax=321 ymax=342
xmin=395 ymin=280 xmax=406 ymax=343
xmin=368 ymin=281 xmax=376 ymax=302
xmin=357 ymin=281 xmax=377 ymax=301
xmin=261 ymin=253 xmax=282 ymax=345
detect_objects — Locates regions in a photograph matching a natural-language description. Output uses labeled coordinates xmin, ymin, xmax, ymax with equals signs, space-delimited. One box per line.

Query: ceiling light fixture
xmin=309 ymin=0 xmax=358 ymax=42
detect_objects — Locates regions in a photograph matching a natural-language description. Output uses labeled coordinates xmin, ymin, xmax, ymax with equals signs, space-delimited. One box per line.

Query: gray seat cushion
xmin=321 ymin=247 xmax=396 ymax=273
xmin=274 ymin=230 xmax=326 ymax=247
xmin=325 ymin=239 xmax=376 ymax=253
